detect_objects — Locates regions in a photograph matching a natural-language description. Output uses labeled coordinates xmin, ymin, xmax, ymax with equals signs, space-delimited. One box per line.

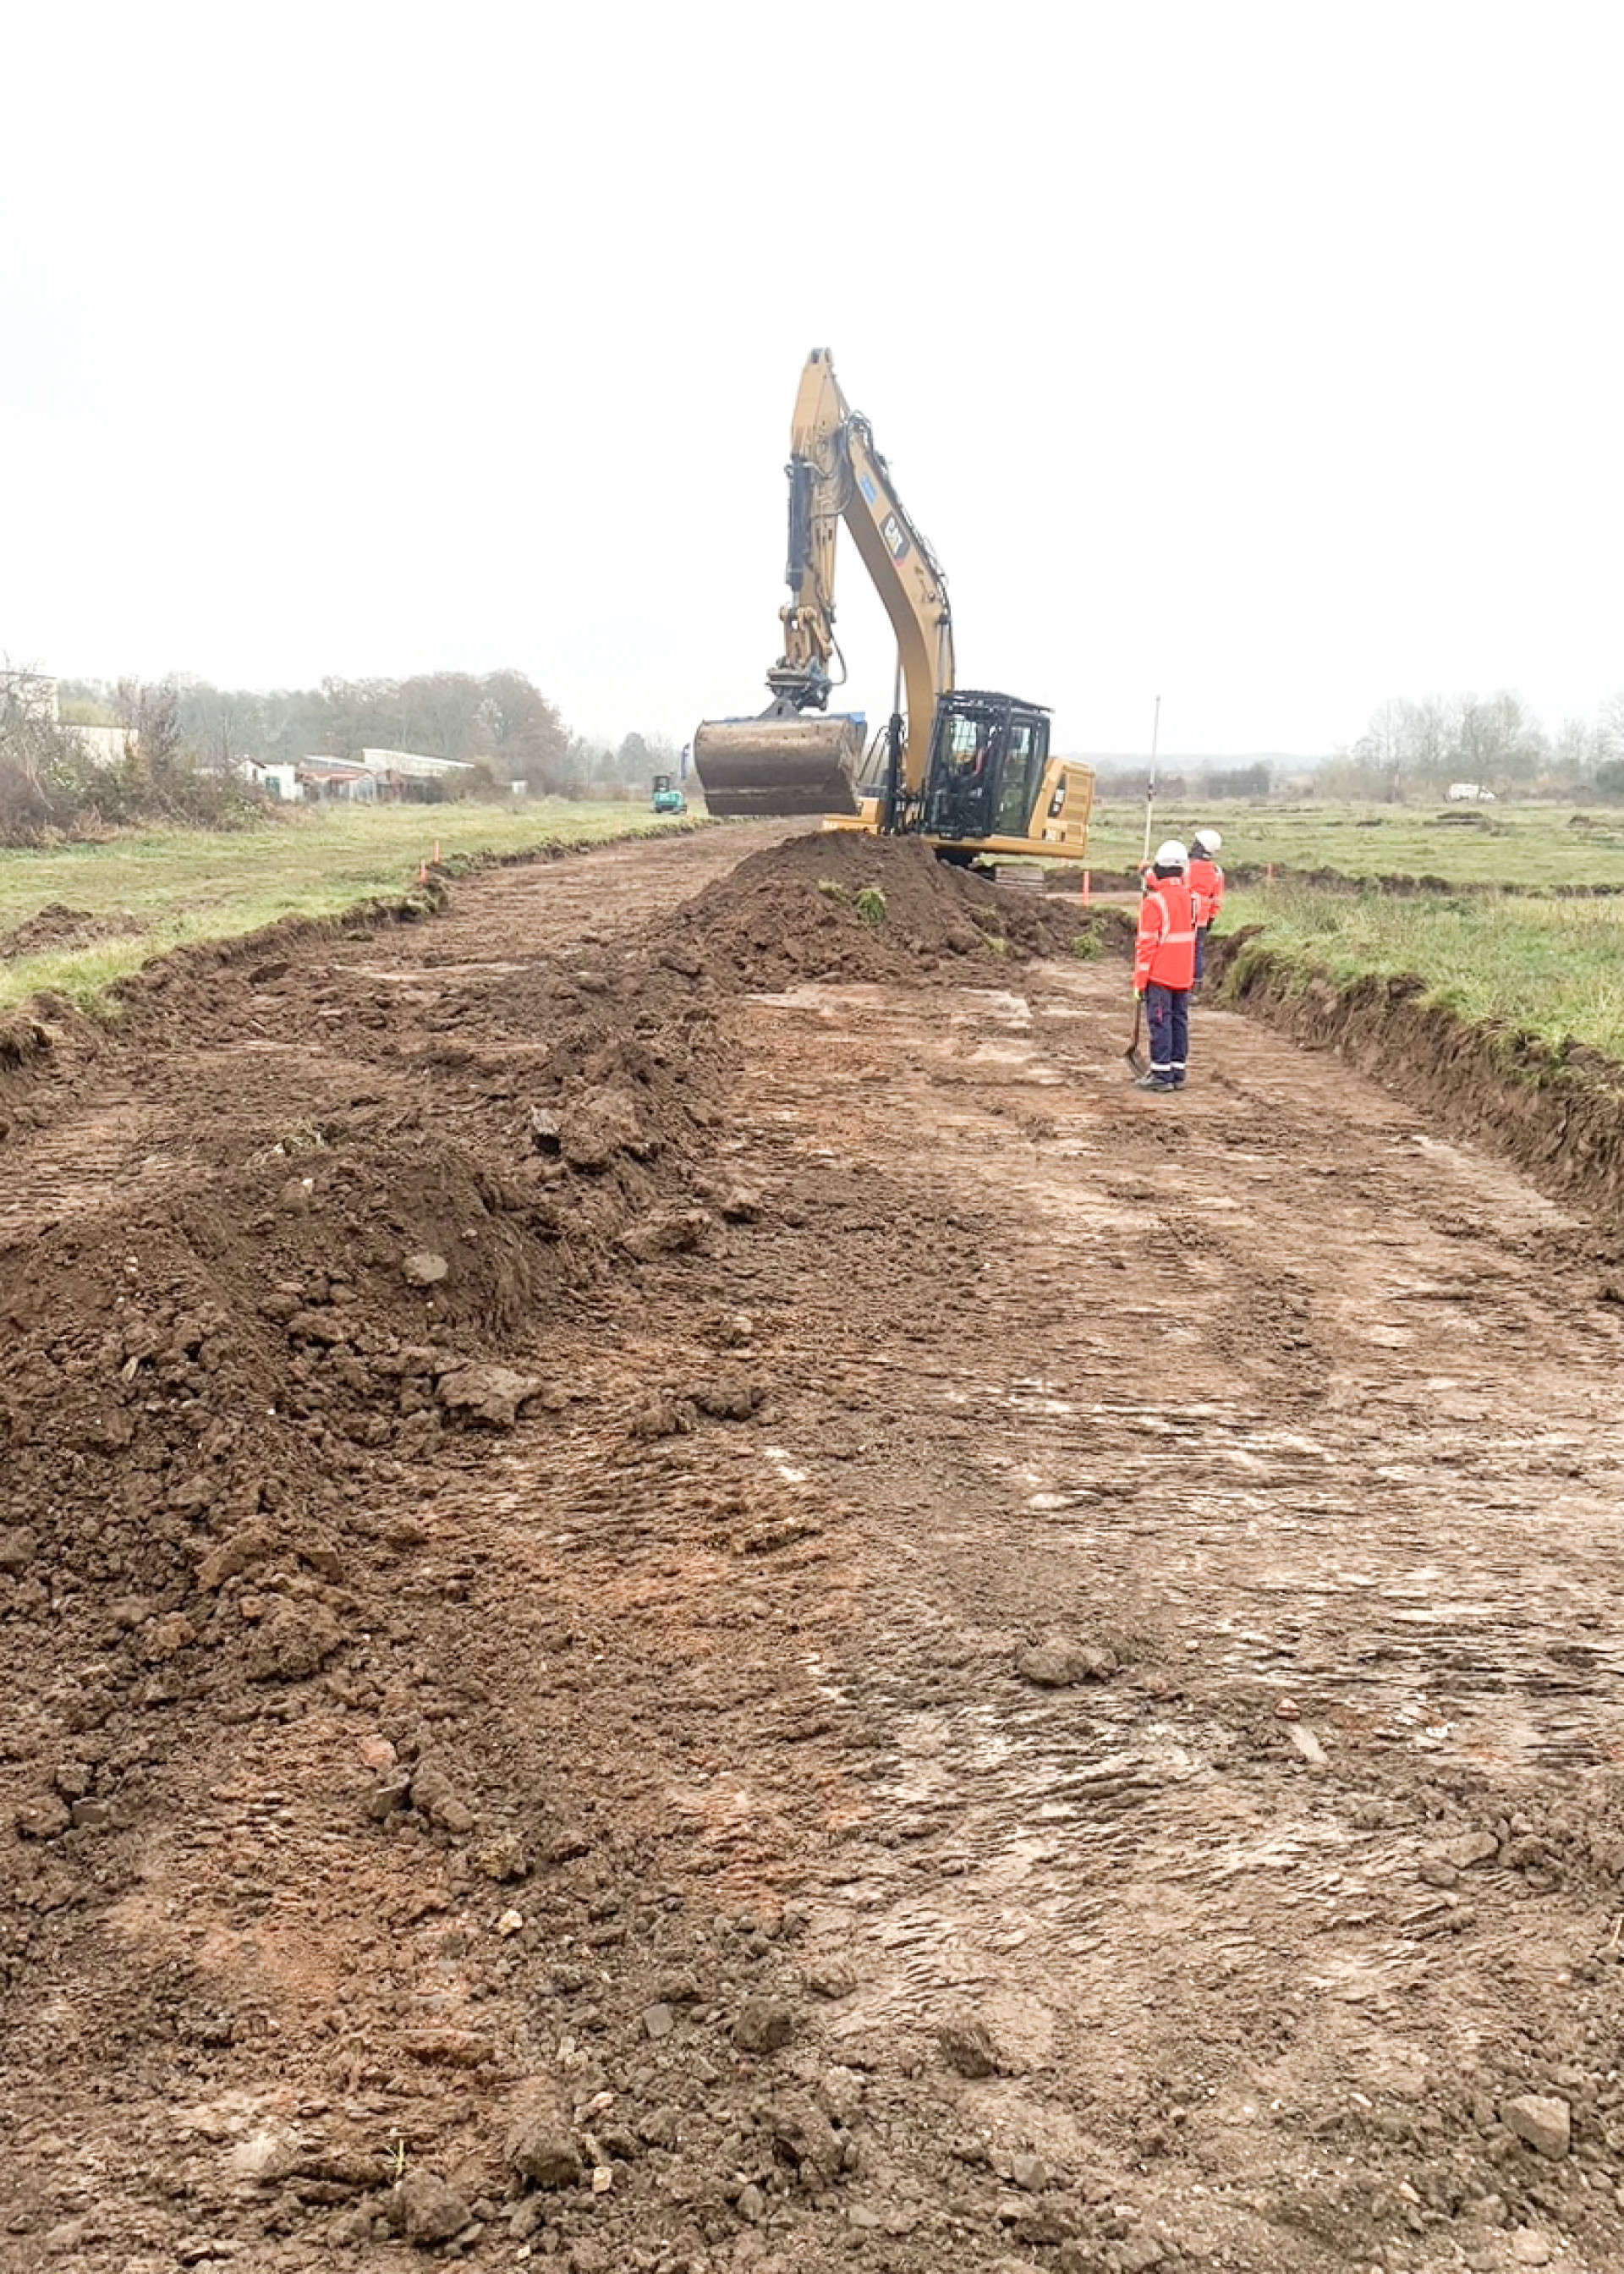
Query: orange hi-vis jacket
xmin=1134 ymin=874 xmax=1197 ymax=991
xmin=1188 ymin=854 xmax=1225 ymax=928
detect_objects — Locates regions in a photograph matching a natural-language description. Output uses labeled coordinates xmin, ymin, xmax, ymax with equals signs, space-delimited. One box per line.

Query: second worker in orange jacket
xmin=1187 ymin=827 xmax=1226 ymax=988
xmin=1134 ymin=841 xmax=1196 ymax=1092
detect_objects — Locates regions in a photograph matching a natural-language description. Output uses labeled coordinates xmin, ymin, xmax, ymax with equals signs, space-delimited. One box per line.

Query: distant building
xmin=68 ymin=724 xmax=129 ymax=767
xmin=294 ymin=756 xmax=379 ymax=802
xmin=356 ymin=748 xmax=479 ymax=784
xmin=238 ymin=759 xmax=298 ymax=801
xmin=1445 ymin=782 xmax=1497 ymax=803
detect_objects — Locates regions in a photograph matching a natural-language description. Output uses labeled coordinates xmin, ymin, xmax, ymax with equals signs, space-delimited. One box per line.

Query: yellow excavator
xmin=694 ymin=349 xmax=1094 ymax=864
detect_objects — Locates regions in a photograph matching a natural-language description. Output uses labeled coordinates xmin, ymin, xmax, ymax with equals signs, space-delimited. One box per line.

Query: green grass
xmin=1084 ymin=798 xmax=1624 ymax=888
xmin=1223 ymin=882 xmax=1624 ymax=1061
xmin=0 ymin=799 xmax=700 ymax=1014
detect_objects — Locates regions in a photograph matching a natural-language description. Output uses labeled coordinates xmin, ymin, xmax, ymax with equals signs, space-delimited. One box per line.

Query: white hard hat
xmin=1193 ymin=828 xmax=1222 ymax=854
xmin=1155 ymin=839 xmax=1188 ymax=868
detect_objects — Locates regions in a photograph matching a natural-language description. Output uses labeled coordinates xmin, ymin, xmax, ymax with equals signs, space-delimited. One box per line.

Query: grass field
xmin=0 ymin=800 xmax=700 ymax=1014
xmin=1221 ymin=883 xmax=1624 ymax=1060
xmin=1086 ymin=798 xmax=1624 ymax=888
xmin=1084 ymin=799 xmax=1624 ymax=1060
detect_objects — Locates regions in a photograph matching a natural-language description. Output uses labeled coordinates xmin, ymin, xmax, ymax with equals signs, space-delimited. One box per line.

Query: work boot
xmin=1134 ymin=1070 xmax=1174 ymax=1092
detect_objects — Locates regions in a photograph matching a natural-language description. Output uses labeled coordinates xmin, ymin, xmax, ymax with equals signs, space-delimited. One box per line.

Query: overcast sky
xmin=3 ymin=2 xmax=1620 ymax=758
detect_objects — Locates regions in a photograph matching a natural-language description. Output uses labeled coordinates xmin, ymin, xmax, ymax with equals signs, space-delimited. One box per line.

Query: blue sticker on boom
xmin=859 ymin=474 xmax=878 ymax=505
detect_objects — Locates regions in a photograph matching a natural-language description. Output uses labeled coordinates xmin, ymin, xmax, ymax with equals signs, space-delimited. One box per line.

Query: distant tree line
xmin=1325 ymin=689 xmax=1624 ymax=800
xmin=0 ymin=663 xmax=683 ymax=844
xmin=1091 ymin=760 xmax=1273 ymax=801
xmin=57 ymin=669 xmax=679 ymax=799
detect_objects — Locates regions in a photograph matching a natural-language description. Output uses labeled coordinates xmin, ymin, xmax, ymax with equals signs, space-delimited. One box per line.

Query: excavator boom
xmin=694 ymin=349 xmax=952 ymax=819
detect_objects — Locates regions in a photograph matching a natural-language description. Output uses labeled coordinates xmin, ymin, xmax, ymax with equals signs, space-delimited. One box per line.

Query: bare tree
xmin=113 ymin=678 xmax=185 ymax=776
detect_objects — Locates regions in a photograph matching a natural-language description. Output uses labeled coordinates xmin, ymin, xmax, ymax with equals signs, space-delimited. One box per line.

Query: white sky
xmin=2 ymin=0 xmax=1620 ymax=757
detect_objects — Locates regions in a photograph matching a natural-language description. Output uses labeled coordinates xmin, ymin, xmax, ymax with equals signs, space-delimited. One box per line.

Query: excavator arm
xmin=770 ymin=349 xmax=954 ymax=797
xmin=694 ymin=349 xmax=953 ymax=816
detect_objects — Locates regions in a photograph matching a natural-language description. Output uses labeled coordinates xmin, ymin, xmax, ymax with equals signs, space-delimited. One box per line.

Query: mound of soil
xmin=0 ymin=902 xmax=147 ymax=958
xmin=659 ymin=831 xmax=1083 ymax=991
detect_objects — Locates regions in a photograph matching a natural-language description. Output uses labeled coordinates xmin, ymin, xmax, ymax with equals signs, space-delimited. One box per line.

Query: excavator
xmin=694 ymin=349 xmax=1094 ymax=864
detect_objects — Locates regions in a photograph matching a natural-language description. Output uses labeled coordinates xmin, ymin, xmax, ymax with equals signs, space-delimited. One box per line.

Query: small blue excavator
xmin=650 ymin=772 xmax=686 ymax=815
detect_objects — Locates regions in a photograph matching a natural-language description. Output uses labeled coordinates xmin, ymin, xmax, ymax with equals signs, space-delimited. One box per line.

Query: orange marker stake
xmin=1083 ymin=869 xmax=1091 ymax=907
xmin=417 ymin=860 xmax=428 ymax=885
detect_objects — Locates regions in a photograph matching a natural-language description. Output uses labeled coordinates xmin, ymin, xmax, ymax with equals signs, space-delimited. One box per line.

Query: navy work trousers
xmin=1193 ymin=926 xmax=1208 ymax=984
xmin=1146 ymin=981 xmax=1189 ymax=1086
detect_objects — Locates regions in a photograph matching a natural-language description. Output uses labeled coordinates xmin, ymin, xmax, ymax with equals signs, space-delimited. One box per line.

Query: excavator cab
xmin=919 ymin=692 xmax=1051 ymax=847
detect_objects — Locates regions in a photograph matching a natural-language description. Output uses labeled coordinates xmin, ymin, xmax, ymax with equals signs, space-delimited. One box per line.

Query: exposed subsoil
xmin=4 ymin=821 xmax=1624 ymax=2274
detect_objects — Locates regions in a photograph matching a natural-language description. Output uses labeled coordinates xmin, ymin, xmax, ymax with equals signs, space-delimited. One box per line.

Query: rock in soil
xmin=732 ymin=1998 xmax=795 ymax=2053
xmin=938 ymin=2019 xmax=1002 ymax=2078
xmin=1502 ymin=2093 xmax=1571 ymax=2158
xmin=804 ymin=1957 xmax=858 ymax=1999
xmin=15 ymin=1793 xmax=71 ymax=1840
xmin=244 ymin=1599 xmax=343 ymax=1682
xmin=436 ymin=1362 xmax=546 ymax=1426
xmin=409 ymin=1757 xmax=476 ymax=1834
xmin=390 ymin=2168 xmax=473 ymax=2244
xmin=1015 ymin=1640 xmax=1116 ymax=1687
xmin=0 ymin=1524 xmax=39 ymax=1572
xmin=507 ymin=2113 xmax=582 ymax=2189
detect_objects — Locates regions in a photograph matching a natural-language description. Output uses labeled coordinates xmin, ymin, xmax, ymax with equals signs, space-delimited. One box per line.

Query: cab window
xmin=995 ymin=718 xmax=1038 ymax=836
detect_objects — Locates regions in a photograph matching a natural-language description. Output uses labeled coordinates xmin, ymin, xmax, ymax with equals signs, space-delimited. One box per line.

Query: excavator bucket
xmin=692 ymin=710 xmax=864 ymax=819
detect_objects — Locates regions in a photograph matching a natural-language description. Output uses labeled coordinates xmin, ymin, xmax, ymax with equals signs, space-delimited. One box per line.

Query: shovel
xmin=1124 ymin=991 xmax=1149 ymax=1078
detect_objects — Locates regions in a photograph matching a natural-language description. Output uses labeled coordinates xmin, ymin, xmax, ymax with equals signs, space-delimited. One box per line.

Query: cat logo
xmin=881 ymin=513 xmax=910 ymax=563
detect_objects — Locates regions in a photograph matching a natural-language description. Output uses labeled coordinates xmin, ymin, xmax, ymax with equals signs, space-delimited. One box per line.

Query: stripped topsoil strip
xmin=0 ymin=832 xmax=1073 ymax=2267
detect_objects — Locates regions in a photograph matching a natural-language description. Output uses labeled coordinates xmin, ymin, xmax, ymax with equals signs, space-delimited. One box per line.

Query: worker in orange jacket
xmin=1133 ymin=839 xmax=1196 ymax=1092
xmin=1187 ymin=828 xmax=1225 ymax=987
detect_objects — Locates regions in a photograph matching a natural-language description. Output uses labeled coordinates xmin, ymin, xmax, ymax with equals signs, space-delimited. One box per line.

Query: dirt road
xmin=3 ymin=821 xmax=1624 ymax=2274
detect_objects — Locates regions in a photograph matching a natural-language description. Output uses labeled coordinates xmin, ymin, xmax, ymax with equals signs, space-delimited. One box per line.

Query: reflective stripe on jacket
xmin=1134 ymin=875 xmax=1197 ymax=991
xmin=1188 ymin=854 xmax=1225 ymax=927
